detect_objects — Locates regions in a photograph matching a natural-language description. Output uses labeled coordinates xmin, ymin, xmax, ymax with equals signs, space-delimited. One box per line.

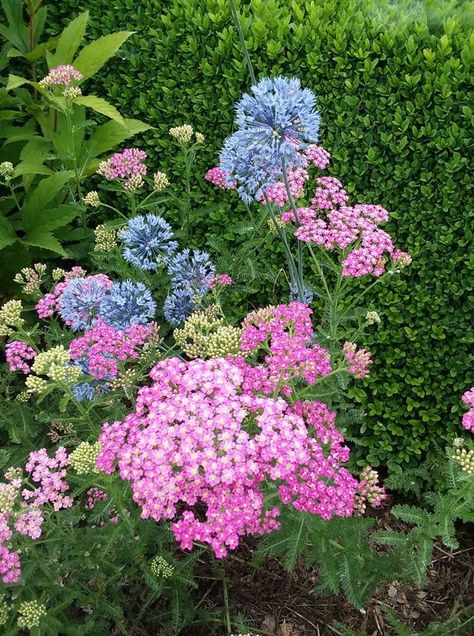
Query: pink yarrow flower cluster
xmin=96 ymin=355 xmax=366 ymax=558
xmin=209 ymin=274 xmax=233 ymax=288
xmin=39 ymin=65 xmax=83 ymax=87
xmin=288 ymin=176 xmax=410 ymax=277
xmin=69 ymin=320 xmax=153 ymax=380
xmin=238 ymin=302 xmax=331 ymax=396
xmin=343 ymin=341 xmax=373 ymax=379
xmin=23 ymin=447 xmax=73 ymax=510
xmin=461 ymin=388 xmax=474 ymax=432
xmin=98 ymin=148 xmax=147 ymax=190
xmin=0 ymin=448 xmax=72 ymax=583
xmin=5 ymin=341 xmax=37 ymax=374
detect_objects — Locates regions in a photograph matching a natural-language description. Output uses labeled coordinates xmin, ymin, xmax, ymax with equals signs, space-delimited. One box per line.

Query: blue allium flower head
xmin=220 ymin=134 xmax=277 ymax=203
xmin=167 ymin=249 xmax=216 ymax=295
xmin=220 ymin=76 xmax=321 ymax=201
xmin=59 ymin=276 xmax=111 ymax=331
xmin=70 ymin=359 xmax=110 ymax=402
xmin=99 ymin=280 xmax=156 ymax=330
xmin=120 ymin=214 xmax=178 ymax=271
xmin=290 ymin=284 xmax=314 ymax=305
xmin=163 ymin=289 xmax=196 ymax=326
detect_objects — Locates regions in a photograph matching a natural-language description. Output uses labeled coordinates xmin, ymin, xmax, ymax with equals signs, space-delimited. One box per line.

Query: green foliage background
xmin=48 ymin=0 xmax=473 ymax=468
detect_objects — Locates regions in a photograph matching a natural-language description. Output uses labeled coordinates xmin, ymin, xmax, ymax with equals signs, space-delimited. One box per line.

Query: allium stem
xmin=229 ymin=0 xmax=257 ymax=85
xmin=281 ymin=158 xmax=306 ymax=301
xmin=265 ymin=198 xmax=301 ymax=296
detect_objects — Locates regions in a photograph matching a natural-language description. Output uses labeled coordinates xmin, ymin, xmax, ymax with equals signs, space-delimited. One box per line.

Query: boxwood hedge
xmin=49 ymin=0 xmax=473 ymax=469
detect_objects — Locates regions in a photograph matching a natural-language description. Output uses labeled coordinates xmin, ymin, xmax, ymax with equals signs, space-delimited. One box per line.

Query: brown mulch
xmin=184 ymin=507 xmax=474 ymax=636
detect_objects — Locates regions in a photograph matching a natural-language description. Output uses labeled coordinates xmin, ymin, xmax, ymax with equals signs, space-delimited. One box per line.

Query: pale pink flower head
xmin=40 ymin=65 xmax=83 ymax=87
xmin=98 ymin=148 xmax=147 ymax=182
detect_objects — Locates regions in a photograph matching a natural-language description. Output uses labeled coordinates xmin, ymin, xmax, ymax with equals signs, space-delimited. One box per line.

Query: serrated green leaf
xmin=73 ymin=31 xmax=133 ymax=80
xmin=24 ymin=204 xmax=80 ymax=233
xmin=13 ymin=162 xmax=53 ymax=177
xmin=6 ymin=73 xmax=29 ymax=91
xmin=23 ymin=171 xmax=74 ymax=214
xmin=0 ymin=215 xmax=17 ymax=250
xmin=50 ymin=10 xmax=89 ymax=66
xmin=84 ymin=118 xmax=152 ymax=161
xmin=74 ymin=94 xmax=125 ymax=126
xmin=23 ymin=229 xmax=66 ymax=255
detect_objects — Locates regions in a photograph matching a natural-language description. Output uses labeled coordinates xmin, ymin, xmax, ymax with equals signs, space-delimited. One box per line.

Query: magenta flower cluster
xmin=0 ymin=448 xmax=72 ymax=583
xmin=39 ymin=64 xmax=83 ymax=87
xmin=96 ymin=353 xmax=366 ymax=558
xmin=5 ymin=341 xmax=37 ymax=374
xmin=69 ymin=320 xmax=153 ymax=380
xmin=97 ymin=148 xmax=147 ymax=190
xmin=461 ymin=387 xmax=474 ymax=432
xmin=238 ymin=302 xmax=331 ymax=396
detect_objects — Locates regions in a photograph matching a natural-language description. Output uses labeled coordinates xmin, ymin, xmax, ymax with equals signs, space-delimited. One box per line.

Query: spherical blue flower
xmin=59 ymin=276 xmax=111 ymax=331
xmin=98 ymin=280 xmax=156 ymax=330
xmin=220 ymin=77 xmax=320 ymax=202
xmin=163 ymin=288 xmax=196 ymax=326
xmin=219 ymin=133 xmax=279 ymax=203
xmin=289 ymin=284 xmax=314 ymax=305
xmin=236 ymin=76 xmax=320 ymax=152
xmin=120 ymin=214 xmax=178 ymax=271
xmin=167 ymin=249 xmax=216 ymax=295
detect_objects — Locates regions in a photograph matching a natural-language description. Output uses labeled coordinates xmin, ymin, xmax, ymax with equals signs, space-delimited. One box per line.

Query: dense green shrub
xmin=47 ymin=0 xmax=473 ymax=469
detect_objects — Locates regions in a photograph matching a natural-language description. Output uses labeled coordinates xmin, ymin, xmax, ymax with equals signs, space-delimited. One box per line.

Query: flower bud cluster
xmin=30 ymin=345 xmax=82 ymax=387
xmin=84 ymin=190 xmax=101 ymax=207
xmin=150 ymin=556 xmax=174 ymax=579
xmin=365 ymin=311 xmax=381 ymax=325
xmin=0 ymin=594 xmax=8 ymax=626
xmin=94 ymin=225 xmax=117 ymax=252
xmin=169 ymin=124 xmax=194 ymax=143
xmin=0 ymin=161 xmax=14 ymax=180
xmin=63 ymin=86 xmax=82 ymax=99
xmin=452 ymin=447 xmax=474 ymax=474
xmin=13 ymin=263 xmax=46 ymax=295
xmin=17 ymin=600 xmax=47 ymax=629
xmin=0 ymin=300 xmax=24 ymax=337
xmin=153 ymin=171 xmax=169 ymax=191
xmin=47 ymin=420 xmax=74 ymax=444
xmin=69 ymin=442 xmax=102 ymax=475
xmin=174 ymin=305 xmax=241 ymax=359
xmin=354 ymin=466 xmax=386 ymax=515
